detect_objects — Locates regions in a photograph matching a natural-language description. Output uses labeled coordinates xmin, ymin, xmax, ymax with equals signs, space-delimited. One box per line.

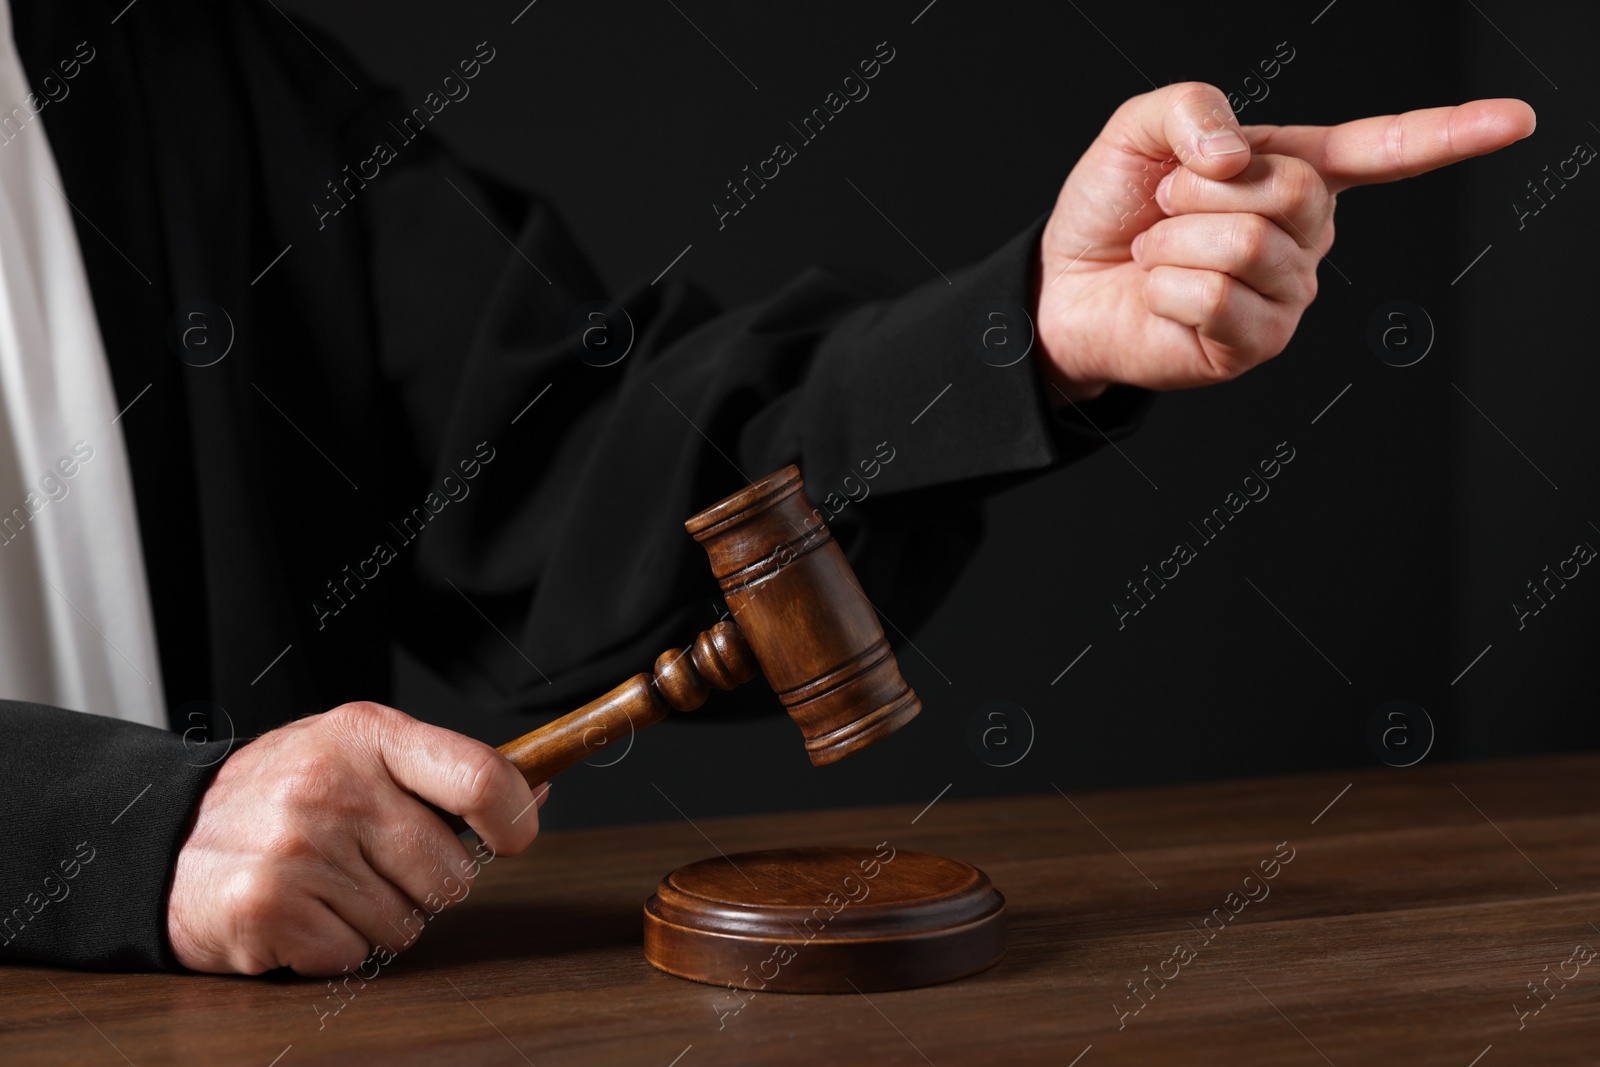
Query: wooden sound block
xmin=643 ymin=846 xmax=1005 ymax=993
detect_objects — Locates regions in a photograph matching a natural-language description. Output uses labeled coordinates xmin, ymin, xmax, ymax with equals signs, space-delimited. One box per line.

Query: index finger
xmin=1242 ymin=98 xmax=1536 ymax=193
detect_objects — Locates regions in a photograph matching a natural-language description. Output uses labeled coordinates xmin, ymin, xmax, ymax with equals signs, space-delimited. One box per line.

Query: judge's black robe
xmin=0 ymin=0 xmax=1149 ymax=970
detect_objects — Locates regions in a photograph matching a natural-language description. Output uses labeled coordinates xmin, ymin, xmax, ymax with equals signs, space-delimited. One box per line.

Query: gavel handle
xmin=494 ymin=620 xmax=759 ymax=787
xmin=496 ymin=674 xmax=668 ymax=786
xmin=430 ymin=675 xmax=673 ymax=835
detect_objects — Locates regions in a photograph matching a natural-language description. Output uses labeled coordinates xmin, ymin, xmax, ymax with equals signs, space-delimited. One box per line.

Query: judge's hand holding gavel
xmin=167 ymin=82 xmax=1535 ymax=977
xmin=167 ymin=702 xmax=549 ymax=975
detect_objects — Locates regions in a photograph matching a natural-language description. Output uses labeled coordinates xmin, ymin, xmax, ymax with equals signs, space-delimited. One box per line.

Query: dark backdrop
xmin=275 ymin=0 xmax=1599 ymax=831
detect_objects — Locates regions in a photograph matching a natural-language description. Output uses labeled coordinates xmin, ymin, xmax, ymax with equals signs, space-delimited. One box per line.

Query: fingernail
xmin=1130 ymin=231 xmax=1145 ymax=263
xmin=534 ymin=782 xmax=552 ymax=805
xmin=1198 ymin=129 xmax=1248 ymax=159
xmin=1155 ymin=173 xmax=1174 ymax=213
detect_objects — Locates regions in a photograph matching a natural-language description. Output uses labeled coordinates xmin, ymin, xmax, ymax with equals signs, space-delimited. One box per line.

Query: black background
xmin=276 ymin=0 xmax=1599 ymax=831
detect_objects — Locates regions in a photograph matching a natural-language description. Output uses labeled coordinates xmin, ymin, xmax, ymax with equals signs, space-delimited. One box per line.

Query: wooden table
xmin=3 ymin=754 xmax=1597 ymax=1066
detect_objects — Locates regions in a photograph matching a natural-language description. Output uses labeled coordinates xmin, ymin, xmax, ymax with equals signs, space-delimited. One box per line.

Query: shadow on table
xmin=402 ymin=900 xmax=645 ymax=967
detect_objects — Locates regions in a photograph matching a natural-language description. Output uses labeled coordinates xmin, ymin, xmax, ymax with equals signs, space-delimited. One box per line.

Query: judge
xmin=0 ymin=0 xmax=1534 ymax=974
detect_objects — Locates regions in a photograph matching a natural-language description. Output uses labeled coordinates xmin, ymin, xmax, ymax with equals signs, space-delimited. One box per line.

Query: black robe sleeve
xmin=360 ymin=157 xmax=1153 ymax=712
xmin=0 ymin=702 xmax=223 ymax=970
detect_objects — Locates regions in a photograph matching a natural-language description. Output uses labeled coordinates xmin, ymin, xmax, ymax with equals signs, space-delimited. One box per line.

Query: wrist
xmin=1033 ymin=242 xmax=1112 ymax=407
xmin=1038 ymin=356 xmax=1110 ymax=405
xmin=1033 ymin=312 xmax=1110 ymax=406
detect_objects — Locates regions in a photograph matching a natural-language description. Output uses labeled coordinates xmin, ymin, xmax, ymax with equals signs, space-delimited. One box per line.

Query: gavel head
xmin=684 ymin=465 xmax=922 ymax=766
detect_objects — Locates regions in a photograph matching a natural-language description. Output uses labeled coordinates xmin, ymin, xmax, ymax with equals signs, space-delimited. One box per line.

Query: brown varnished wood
xmin=494 ymin=465 xmax=921 ymax=785
xmin=6 ymin=754 xmax=1598 ymax=1065
xmin=494 ymin=673 xmax=669 ymax=786
xmin=686 ymin=466 xmax=920 ymax=766
xmin=643 ymin=847 xmax=1006 ymax=992
xmin=495 ymin=621 xmax=757 ymax=785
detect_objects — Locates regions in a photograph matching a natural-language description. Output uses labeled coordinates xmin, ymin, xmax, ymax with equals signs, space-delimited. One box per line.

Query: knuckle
xmin=456 ymin=745 xmax=510 ymax=816
xmin=1175 ymin=83 xmax=1234 ymax=132
xmin=451 ymin=854 xmax=480 ymax=891
xmin=260 ymin=823 xmax=311 ymax=861
xmin=1143 ymin=221 xmax=1168 ymax=258
xmin=230 ymin=949 xmax=276 ymax=976
xmin=436 ymin=871 xmax=473 ymax=905
xmin=1383 ymin=113 xmax=1407 ymax=172
xmin=272 ymin=754 xmax=342 ymax=817
xmin=326 ymin=701 xmax=393 ymax=734
xmin=1272 ymin=157 xmax=1322 ymax=212
xmin=229 ymin=868 xmax=290 ymax=931
xmin=1199 ymin=271 xmax=1232 ymax=322
xmin=1171 ymin=80 xmax=1223 ymax=109
xmin=392 ymin=912 xmax=433 ymax=954
xmin=1318 ymin=211 xmax=1337 ymax=250
xmin=1270 ymin=244 xmax=1304 ymax=291
xmin=1229 ymin=215 xmax=1269 ymax=265
xmin=1165 ymin=167 xmax=1194 ymax=209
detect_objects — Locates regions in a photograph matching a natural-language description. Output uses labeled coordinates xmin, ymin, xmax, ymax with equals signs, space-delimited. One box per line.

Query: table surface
xmin=3 ymin=753 xmax=1597 ymax=1066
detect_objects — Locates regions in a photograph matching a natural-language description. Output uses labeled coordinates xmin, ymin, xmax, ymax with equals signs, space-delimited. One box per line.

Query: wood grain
xmin=2 ymin=753 xmax=1596 ymax=1066
xmin=642 ymin=846 xmax=1006 ymax=992
xmin=685 ymin=463 xmax=921 ymax=765
xmin=493 ymin=464 xmax=922 ymax=787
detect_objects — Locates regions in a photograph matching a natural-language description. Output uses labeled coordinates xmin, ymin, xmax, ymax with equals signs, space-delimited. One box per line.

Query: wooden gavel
xmin=494 ymin=465 xmax=922 ymax=782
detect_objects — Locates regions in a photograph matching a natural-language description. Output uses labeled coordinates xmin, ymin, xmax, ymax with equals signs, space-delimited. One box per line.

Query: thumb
xmin=332 ymin=701 xmax=540 ymax=856
xmin=1108 ymin=81 xmax=1253 ymax=181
